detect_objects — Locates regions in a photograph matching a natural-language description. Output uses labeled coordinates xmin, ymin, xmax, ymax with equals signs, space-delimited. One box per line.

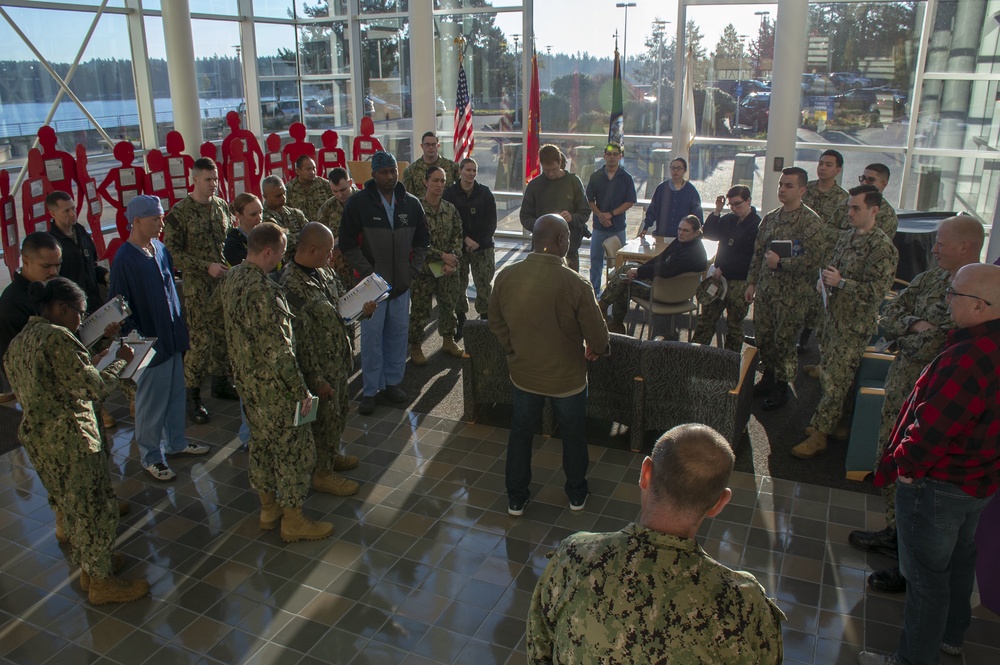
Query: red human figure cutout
xmin=352 ymin=116 xmax=384 ymax=161
xmin=227 ymin=140 xmax=250 ymax=200
xmin=165 ymin=130 xmax=194 ymax=206
xmin=21 ymin=148 xmax=53 ymax=237
xmin=318 ymin=130 xmax=346 ymax=175
xmin=221 ymin=111 xmax=263 ymax=196
xmin=282 ymin=122 xmax=315 ymax=180
xmin=201 ymin=141 xmax=228 ymax=202
xmin=0 ymin=171 xmax=20 ymax=279
xmin=264 ymin=133 xmax=286 ymax=179
xmin=37 ymin=125 xmax=79 ymax=204
xmin=97 ymin=141 xmax=146 ymax=244
xmin=145 ymin=149 xmax=172 ymax=210
xmin=74 ymin=145 xmax=107 ymax=258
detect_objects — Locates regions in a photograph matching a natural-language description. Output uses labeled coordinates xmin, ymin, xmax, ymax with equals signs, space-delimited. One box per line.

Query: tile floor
xmin=0 ymin=392 xmax=998 ymax=665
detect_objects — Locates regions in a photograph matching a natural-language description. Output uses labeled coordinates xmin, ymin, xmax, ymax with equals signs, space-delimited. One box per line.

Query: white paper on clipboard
xmin=96 ymin=337 xmax=157 ymax=382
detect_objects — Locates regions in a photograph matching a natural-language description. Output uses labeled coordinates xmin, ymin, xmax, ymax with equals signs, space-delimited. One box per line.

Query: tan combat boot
xmin=791 ymin=431 xmax=828 ymax=459
xmin=80 ymin=552 xmax=127 ymax=591
xmin=803 ymin=364 xmax=821 ymax=378
xmin=55 ymin=510 xmax=68 ymax=543
xmin=333 ymin=453 xmax=359 ymax=471
xmin=409 ymin=344 xmax=427 ymax=366
xmin=101 ymin=408 xmax=117 ymax=429
xmin=118 ymin=499 xmax=131 ymax=516
xmin=259 ymin=491 xmax=280 ymax=530
xmin=280 ymin=506 xmax=334 ymax=543
xmin=832 ymin=418 xmax=852 ymax=441
xmin=441 ymin=336 xmax=464 ymax=358
xmin=312 ymin=470 xmax=359 ymax=496
xmin=87 ymin=575 xmax=149 ymax=605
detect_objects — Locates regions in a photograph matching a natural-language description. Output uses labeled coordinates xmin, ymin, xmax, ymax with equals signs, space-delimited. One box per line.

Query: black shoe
xmin=752 ymin=370 xmax=775 ymax=397
xmin=210 ymin=375 xmax=240 ymax=400
xmin=744 ymin=335 xmax=756 ymax=347
xmin=796 ymin=328 xmax=812 ymax=354
xmin=358 ymin=396 xmax=376 ymax=415
xmin=761 ymin=381 xmax=789 ymax=411
xmin=479 ymin=313 xmax=488 ymax=321
xmin=384 ymin=384 xmax=407 ymax=403
xmin=868 ymin=565 xmax=906 ymax=593
xmin=849 ymin=526 xmax=898 ymax=558
xmin=454 ymin=312 xmax=466 ymax=342
xmin=186 ymin=388 xmax=209 ymax=424
xmin=508 ymin=497 xmax=527 ymax=516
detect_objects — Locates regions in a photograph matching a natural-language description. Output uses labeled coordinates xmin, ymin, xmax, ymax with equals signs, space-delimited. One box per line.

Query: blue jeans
xmin=506 ymin=385 xmax=589 ymax=504
xmin=134 ymin=354 xmax=188 ymax=467
xmin=360 ymin=290 xmax=409 ymax=397
xmin=895 ymin=477 xmax=991 ymax=664
xmin=589 ymin=226 xmax=627 ymax=296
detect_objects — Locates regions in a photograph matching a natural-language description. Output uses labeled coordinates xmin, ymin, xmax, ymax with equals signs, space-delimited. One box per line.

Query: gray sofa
xmin=461 ymin=320 xmax=757 ymax=451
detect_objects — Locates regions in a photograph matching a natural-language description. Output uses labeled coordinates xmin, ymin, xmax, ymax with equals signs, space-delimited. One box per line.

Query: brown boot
xmin=87 ymin=575 xmax=149 ymax=606
xmin=80 ymin=552 xmax=127 ymax=591
xmin=55 ymin=510 xmax=68 ymax=543
xmin=259 ymin=492 xmax=280 ymax=531
xmin=118 ymin=499 xmax=130 ymax=516
xmin=409 ymin=344 xmax=427 ymax=366
xmin=441 ymin=336 xmax=464 ymax=358
xmin=791 ymin=431 xmax=828 ymax=459
xmin=280 ymin=506 xmax=334 ymax=543
xmin=312 ymin=470 xmax=359 ymax=496
xmin=803 ymin=364 xmax=820 ymax=378
xmin=333 ymin=453 xmax=359 ymax=471
xmin=101 ymin=408 xmax=117 ymax=429
xmin=832 ymin=418 xmax=852 ymax=440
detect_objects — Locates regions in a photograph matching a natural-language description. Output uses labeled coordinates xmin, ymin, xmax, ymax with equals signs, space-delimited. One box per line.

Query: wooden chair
xmin=628 ymin=271 xmax=702 ymax=340
xmin=602 ymin=235 xmax=623 ymax=284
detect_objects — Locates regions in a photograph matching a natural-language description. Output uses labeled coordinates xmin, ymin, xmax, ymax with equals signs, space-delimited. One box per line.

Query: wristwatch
xmin=837 ymin=278 xmax=846 ymax=289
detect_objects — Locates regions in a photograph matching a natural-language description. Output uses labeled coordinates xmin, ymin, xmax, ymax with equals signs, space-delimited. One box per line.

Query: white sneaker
xmin=857 ymin=651 xmax=898 ymax=665
xmin=145 ymin=462 xmax=176 ymax=482
xmin=165 ymin=443 xmax=210 ymax=457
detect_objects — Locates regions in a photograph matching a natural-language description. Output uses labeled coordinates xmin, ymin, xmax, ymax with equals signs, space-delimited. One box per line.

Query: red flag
xmin=453 ymin=58 xmax=474 ymax=161
xmin=525 ymin=52 xmax=540 ymax=184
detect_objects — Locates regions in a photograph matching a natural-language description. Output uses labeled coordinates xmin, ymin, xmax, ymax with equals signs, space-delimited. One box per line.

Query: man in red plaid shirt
xmin=859 ymin=263 xmax=1000 ymax=665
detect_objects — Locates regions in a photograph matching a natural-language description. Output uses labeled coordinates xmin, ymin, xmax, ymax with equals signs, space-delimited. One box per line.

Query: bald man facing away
xmin=527 ymin=424 xmax=784 ymax=664
xmin=860 ymin=263 xmax=1000 ymax=665
xmin=489 ymin=214 xmax=609 ymax=516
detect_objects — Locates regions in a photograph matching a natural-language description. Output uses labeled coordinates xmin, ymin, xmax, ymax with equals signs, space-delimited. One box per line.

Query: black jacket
xmin=223 ymin=228 xmax=249 ymax=267
xmin=443 ymin=181 xmax=498 ymax=250
xmin=49 ymin=221 xmax=107 ymax=313
xmin=635 ymin=236 xmax=708 ymax=281
xmin=340 ymin=180 xmax=430 ymax=298
xmin=702 ymin=207 xmax=761 ymax=281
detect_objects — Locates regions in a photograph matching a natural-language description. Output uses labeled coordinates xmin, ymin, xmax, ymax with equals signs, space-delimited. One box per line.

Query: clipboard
xmin=338 ymin=273 xmax=391 ymax=323
xmin=95 ymin=337 xmax=157 ymax=382
xmin=78 ymin=296 xmax=131 ymax=347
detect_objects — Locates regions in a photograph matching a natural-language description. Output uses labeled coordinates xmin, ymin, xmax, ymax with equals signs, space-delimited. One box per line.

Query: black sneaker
xmin=868 ymin=565 xmax=906 ymax=593
xmin=761 ymin=381 xmax=789 ymax=411
xmin=569 ymin=494 xmax=588 ymax=512
xmin=358 ymin=396 xmax=376 ymax=415
xmin=508 ymin=498 xmax=527 ymax=516
xmin=384 ymin=384 xmax=407 ymax=403
xmin=848 ymin=526 xmax=898 ymax=558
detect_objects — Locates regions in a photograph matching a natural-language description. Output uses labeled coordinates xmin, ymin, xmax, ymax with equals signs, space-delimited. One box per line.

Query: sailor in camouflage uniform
xmin=528 ymin=424 xmax=784 ymax=665
xmin=163 ymin=157 xmax=239 ymax=424
xmin=280 ymin=222 xmax=373 ymax=498
xmin=408 ymin=166 xmax=465 ymax=365
xmin=4 ymin=277 xmax=148 ymax=605
xmin=402 ymin=131 xmax=460 ymax=198
xmin=792 ymin=185 xmax=898 ymax=459
xmin=799 ymin=150 xmax=849 ymax=351
xmin=443 ymin=158 xmax=498 ymax=324
xmin=261 ymin=175 xmax=308 ymax=256
xmin=220 ymin=222 xmax=334 ymax=543
xmin=859 ymin=163 xmax=898 ymax=238
xmin=285 ymin=156 xmax=334 ymax=222
xmin=316 ymin=167 xmax=358 ymax=290
xmin=745 ymin=168 xmax=824 ymax=410
xmin=847 ymin=215 xmax=984 ymax=593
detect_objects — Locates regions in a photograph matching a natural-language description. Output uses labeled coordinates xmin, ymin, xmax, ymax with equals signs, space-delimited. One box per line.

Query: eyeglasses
xmin=858 ymin=175 xmax=878 ymax=184
xmin=65 ymin=303 xmax=86 ymax=316
xmin=728 ymin=199 xmax=747 ymax=207
xmin=422 ymin=142 xmax=439 ymax=147
xmin=945 ymin=286 xmax=992 ymax=307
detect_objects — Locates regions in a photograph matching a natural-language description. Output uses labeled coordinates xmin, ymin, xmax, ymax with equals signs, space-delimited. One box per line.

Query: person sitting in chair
xmin=598 ymin=215 xmax=708 ymax=334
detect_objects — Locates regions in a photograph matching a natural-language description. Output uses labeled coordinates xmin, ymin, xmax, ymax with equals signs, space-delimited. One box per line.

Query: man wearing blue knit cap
xmin=340 ymin=151 xmax=430 ymax=415
xmin=110 ymin=195 xmax=209 ymax=482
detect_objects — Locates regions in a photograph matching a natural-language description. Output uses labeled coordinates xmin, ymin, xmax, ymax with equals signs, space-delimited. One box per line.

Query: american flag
xmin=453 ymin=61 xmax=474 ymax=161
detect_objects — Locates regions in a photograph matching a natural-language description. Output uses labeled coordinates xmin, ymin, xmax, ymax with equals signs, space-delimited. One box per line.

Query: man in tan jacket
xmin=489 ymin=214 xmax=610 ymax=516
